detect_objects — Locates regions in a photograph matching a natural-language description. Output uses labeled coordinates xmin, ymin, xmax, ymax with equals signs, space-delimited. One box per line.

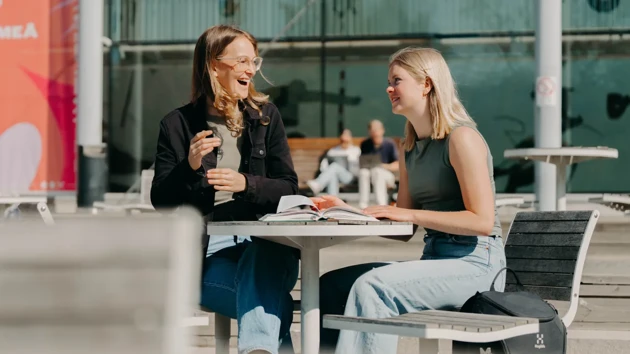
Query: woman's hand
xmin=206 ymin=168 xmax=247 ymax=192
xmin=310 ymin=195 xmax=349 ymax=210
xmin=362 ymin=205 xmax=416 ymax=223
xmin=188 ymin=130 xmax=222 ymax=170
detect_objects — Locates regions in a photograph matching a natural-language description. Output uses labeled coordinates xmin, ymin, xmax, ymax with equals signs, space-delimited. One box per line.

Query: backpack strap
xmin=490 ymin=267 xmax=525 ymax=292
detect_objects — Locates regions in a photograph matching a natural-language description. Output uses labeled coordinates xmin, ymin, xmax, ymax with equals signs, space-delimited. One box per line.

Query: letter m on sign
xmin=480 ymin=348 xmax=493 ymax=354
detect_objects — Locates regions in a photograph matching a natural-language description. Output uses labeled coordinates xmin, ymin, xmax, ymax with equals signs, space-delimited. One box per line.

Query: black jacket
xmin=150 ymin=100 xmax=298 ymax=222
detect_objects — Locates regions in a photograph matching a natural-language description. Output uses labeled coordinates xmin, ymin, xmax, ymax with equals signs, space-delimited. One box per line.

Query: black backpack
xmin=452 ymin=268 xmax=567 ymax=354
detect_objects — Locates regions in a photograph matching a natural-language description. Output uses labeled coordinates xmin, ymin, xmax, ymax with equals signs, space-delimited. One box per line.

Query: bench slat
xmin=509 ymin=221 xmax=589 ymax=234
xmin=325 ymin=310 xmax=538 ymax=333
xmin=505 ymin=245 xmax=581 ymax=260
xmin=504 ymin=284 xmax=572 ymax=301
xmin=404 ymin=314 xmax=511 ymax=331
xmin=505 ymin=233 xmax=584 ymax=247
xmin=506 ymin=272 xmax=573 ymax=287
xmin=409 ymin=310 xmax=536 ymax=326
xmin=398 ymin=313 xmax=515 ymax=331
xmin=513 ymin=211 xmax=593 ymax=221
xmin=408 ymin=317 xmax=504 ymax=332
xmin=508 ymin=259 xmax=577 ymax=273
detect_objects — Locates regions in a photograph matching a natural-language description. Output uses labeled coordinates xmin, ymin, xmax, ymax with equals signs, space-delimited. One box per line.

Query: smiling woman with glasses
xmin=216 ymin=55 xmax=264 ymax=72
xmin=150 ymin=24 xmax=299 ymax=354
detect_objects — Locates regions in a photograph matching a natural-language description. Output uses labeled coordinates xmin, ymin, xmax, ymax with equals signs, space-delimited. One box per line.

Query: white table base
xmin=301 ymin=237 xmax=320 ymax=353
xmin=557 ymin=163 xmax=567 ymax=211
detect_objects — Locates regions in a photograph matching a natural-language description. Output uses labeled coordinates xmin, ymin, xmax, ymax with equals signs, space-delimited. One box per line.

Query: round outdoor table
xmin=504 ymin=147 xmax=618 ymax=210
xmin=206 ymin=220 xmax=414 ymax=354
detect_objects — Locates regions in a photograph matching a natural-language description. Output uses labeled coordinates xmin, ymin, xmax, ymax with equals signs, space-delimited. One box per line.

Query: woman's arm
xmin=382 ymin=160 xmax=399 ymax=172
xmin=380 ymin=145 xmax=417 ymax=242
xmin=150 ymin=118 xmax=205 ymax=209
xmin=382 ymin=141 xmax=400 ymax=172
xmin=235 ymin=104 xmax=299 ymax=211
xmin=410 ymin=127 xmax=496 ymax=236
xmin=365 ymin=127 xmax=496 ymax=237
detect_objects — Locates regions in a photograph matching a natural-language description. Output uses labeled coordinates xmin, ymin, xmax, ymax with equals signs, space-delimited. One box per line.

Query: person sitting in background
xmin=358 ymin=120 xmax=399 ymax=208
xmin=306 ymin=129 xmax=361 ymax=196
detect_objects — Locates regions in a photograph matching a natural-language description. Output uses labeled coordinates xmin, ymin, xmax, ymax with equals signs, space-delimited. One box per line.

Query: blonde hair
xmin=191 ymin=25 xmax=269 ymax=137
xmin=389 ymin=47 xmax=475 ymax=151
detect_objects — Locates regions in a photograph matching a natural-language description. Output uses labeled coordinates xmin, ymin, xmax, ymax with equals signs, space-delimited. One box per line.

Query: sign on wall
xmin=0 ymin=0 xmax=77 ymax=195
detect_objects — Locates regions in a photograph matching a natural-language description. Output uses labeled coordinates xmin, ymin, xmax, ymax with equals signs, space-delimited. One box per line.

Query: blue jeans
xmin=200 ymin=239 xmax=299 ymax=354
xmin=319 ymin=235 xmax=506 ymax=354
xmin=315 ymin=162 xmax=355 ymax=195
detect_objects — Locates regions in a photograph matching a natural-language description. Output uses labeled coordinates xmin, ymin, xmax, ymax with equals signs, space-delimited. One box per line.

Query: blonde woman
xmin=315 ymin=47 xmax=507 ymax=354
xmin=151 ymin=25 xmax=298 ymax=354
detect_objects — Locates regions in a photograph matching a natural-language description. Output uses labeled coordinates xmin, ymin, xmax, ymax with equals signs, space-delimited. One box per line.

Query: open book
xmin=259 ymin=195 xmax=378 ymax=222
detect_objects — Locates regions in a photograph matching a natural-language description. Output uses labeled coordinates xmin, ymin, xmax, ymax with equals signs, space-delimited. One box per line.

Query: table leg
xmin=301 ymin=238 xmax=320 ymax=354
xmin=37 ymin=202 xmax=55 ymax=225
xmin=556 ymin=163 xmax=567 ymax=211
xmin=418 ymin=338 xmax=440 ymax=353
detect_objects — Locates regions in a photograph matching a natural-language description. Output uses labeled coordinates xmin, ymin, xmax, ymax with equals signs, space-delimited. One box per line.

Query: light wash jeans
xmin=319 ymin=234 xmax=506 ymax=354
xmin=314 ymin=162 xmax=355 ymax=195
xmin=358 ymin=167 xmax=396 ymax=208
xmin=200 ymin=238 xmax=299 ymax=354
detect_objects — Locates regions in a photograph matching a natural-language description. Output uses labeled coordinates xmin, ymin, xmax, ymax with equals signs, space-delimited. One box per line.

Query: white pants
xmin=358 ymin=167 xmax=396 ymax=208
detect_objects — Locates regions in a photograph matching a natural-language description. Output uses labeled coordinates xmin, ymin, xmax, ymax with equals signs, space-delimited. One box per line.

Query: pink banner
xmin=0 ymin=0 xmax=77 ymax=194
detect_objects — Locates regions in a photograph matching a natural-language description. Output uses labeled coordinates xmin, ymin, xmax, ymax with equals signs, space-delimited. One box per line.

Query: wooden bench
xmin=323 ymin=210 xmax=600 ymax=353
xmin=288 ymin=137 xmax=365 ymax=188
xmin=288 ymin=137 xmax=402 ymax=200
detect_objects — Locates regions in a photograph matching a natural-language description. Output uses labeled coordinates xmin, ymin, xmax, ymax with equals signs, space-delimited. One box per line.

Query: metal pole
xmin=108 ymin=0 xmax=121 ymax=193
xmin=77 ymin=0 xmax=106 ymax=207
xmin=320 ymin=0 xmax=326 ymax=137
xmin=534 ymin=0 xmax=562 ymax=211
xmin=301 ymin=238 xmax=321 ymax=354
xmin=132 ymin=0 xmax=144 ymax=189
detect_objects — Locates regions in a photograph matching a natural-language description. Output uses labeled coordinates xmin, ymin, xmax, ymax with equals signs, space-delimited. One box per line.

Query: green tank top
xmin=404 ymin=125 xmax=502 ymax=237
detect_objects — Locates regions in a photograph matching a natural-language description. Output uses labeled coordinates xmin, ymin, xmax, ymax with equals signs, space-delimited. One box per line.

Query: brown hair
xmin=191 ymin=25 xmax=269 ymax=137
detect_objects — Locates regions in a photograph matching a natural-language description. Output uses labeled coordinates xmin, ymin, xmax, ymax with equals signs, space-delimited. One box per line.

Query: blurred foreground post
xmin=0 ymin=208 xmax=203 ymax=354
xmin=77 ymin=0 xmax=107 ymax=207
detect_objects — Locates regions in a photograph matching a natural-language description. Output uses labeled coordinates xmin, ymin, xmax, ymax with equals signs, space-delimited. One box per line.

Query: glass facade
xmin=105 ymin=0 xmax=630 ymax=194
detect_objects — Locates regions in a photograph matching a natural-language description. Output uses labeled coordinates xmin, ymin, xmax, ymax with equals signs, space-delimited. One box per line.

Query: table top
xmin=504 ymin=146 xmax=618 ymax=164
xmin=207 ymin=220 xmax=414 ymax=237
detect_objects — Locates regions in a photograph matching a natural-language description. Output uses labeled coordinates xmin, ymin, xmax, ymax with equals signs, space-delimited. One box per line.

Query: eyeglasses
xmin=217 ymin=56 xmax=263 ymax=72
